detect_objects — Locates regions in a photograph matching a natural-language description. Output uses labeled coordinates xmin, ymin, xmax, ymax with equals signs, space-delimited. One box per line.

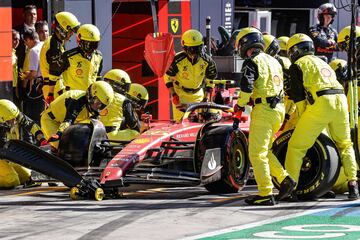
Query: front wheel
xmin=197 ymin=125 xmax=250 ymax=193
xmin=272 ymin=130 xmax=341 ymax=199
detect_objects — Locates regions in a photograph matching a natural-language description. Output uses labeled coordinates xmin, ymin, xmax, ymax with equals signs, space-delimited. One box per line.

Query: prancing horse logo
xmin=171 ymin=18 xmax=179 ymax=33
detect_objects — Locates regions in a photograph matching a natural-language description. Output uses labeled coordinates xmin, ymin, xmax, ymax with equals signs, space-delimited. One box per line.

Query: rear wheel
xmin=272 ymin=130 xmax=341 ymax=199
xmin=197 ymin=126 xmax=249 ymax=193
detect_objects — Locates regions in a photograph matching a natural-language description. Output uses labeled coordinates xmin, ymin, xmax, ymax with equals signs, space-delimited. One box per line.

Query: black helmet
xmin=318 ymin=3 xmax=337 ymax=25
xmin=287 ymin=33 xmax=315 ymax=63
xmin=235 ymin=27 xmax=264 ymax=58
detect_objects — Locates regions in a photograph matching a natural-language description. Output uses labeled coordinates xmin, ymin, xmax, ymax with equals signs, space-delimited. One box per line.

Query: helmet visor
xmin=89 ymin=96 xmax=107 ymax=112
xmin=184 ymin=45 xmax=203 ymax=58
xmin=80 ymin=40 xmax=99 ymax=53
xmin=108 ymin=79 xmax=130 ymax=94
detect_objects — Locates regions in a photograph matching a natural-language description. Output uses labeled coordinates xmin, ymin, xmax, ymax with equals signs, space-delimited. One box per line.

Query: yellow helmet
xmin=287 ymin=33 xmax=314 ymax=63
xmin=337 ymin=25 xmax=360 ymax=51
xmin=104 ymin=69 xmax=131 ymax=94
xmin=54 ymin=12 xmax=80 ymax=40
xmin=128 ymin=83 xmax=149 ymax=109
xmin=277 ymin=36 xmax=289 ymax=51
xmin=0 ymin=99 xmax=20 ymax=123
xmin=235 ymin=27 xmax=264 ymax=58
xmin=181 ymin=29 xmax=203 ymax=47
xmin=263 ymin=34 xmax=280 ymax=56
xmin=87 ymin=81 xmax=114 ymax=113
xmin=329 ymin=58 xmax=348 ymax=82
xmin=77 ymin=24 xmax=101 ymax=54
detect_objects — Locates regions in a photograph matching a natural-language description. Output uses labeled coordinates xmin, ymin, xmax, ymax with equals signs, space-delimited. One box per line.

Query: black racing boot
xmin=245 ymin=195 xmax=276 ymax=206
xmin=276 ymin=175 xmax=296 ymax=201
xmin=348 ymin=181 xmax=359 ymax=200
xmin=320 ymin=190 xmax=336 ymax=199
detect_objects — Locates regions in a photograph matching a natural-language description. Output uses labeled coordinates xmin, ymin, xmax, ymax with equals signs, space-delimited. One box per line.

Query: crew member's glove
xmin=46 ymin=93 xmax=54 ymax=105
xmin=172 ymin=93 xmax=180 ymax=105
xmin=39 ymin=138 xmax=49 ymax=146
xmin=48 ymin=131 xmax=62 ymax=142
xmin=233 ymin=104 xmax=245 ymax=129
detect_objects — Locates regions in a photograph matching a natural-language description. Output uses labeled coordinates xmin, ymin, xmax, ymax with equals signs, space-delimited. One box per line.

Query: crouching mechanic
xmin=100 ymin=69 xmax=148 ymax=141
xmin=285 ymin=33 xmax=359 ymax=200
xmin=0 ymin=99 xmax=47 ymax=189
xmin=234 ymin=27 xmax=296 ymax=205
xmin=41 ymin=81 xmax=114 ymax=150
xmin=164 ymin=29 xmax=217 ymax=122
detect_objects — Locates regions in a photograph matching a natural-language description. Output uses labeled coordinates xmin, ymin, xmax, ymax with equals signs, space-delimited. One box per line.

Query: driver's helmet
xmin=181 ymin=29 xmax=204 ymax=58
xmin=103 ymin=69 xmax=131 ymax=94
xmin=77 ymin=24 xmax=101 ymax=54
xmin=329 ymin=58 xmax=348 ymax=82
xmin=0 ymin=99 xmax=20 ymax=127
xmin=277 ymin=36 xmax=289 ymax=57
xmin=235 ymin=27 xmax=264 ymax=58
xmin=128 ymin=83 xmax=149 ymax=109
xmin=318 ymin=3 xmax=337 ymax=25
xmin=263 ymin=34 xmax=280 ymax=57
xmin=54 ymin=11 xmax=80 ymax=40
xmin=337 ymin=25 xmax=360 ymax=51
xmin=86 ymin=81 xmax=114 ymax=114
xmin=287 ymin=33 xmax=315 ymax=63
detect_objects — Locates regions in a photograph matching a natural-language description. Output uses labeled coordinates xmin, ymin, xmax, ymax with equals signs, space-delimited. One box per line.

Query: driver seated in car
xmin=0 ymin=99 xmax=47 ymax=189
xmin=164 ymin=29 xmax=217 ymax=122
xmin=100 ymin=68 xmax=149 ymax=142
xmin=41 ymin=81 xmax=114 ymax=151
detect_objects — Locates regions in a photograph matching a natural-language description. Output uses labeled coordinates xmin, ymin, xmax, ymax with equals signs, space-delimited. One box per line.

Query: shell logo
xmin=133 ymin=138 xmax=150 ymax=144
xmin=76 ymin=69 xmax=83 ymax=75
xmin=321 ymin=68 xmax=332 ymax=77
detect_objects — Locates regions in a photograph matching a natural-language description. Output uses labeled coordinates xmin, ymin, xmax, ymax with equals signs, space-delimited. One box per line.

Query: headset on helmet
xmin=337 ymin=25 xmax=360 ymax=51
xmin=54 ymin=12 xmax=80 ymax=40
xmin=77 ymin=24 xmax=101 ymax=54
xmin=181 ymin=29 xmax=204 ymax=58
xmin=329 ymin=58 xmax=348 ymax=83
xmin=86 ymin=81 xmax=114 ymax=114
xmin=318 ymin=3 xmax=337 ymax=25
xmin=263 ymin=34 xmax=280 ymax=57
xmin=128 ymin=83 xmax=149 ymax=109
xmin=287 ymin=33 xmax=315 ymax=63
xmin=235 ymin=27 xmax=264 ymax=58
xmin=104 ymin=69 xmax=131 ymax=94
xmin=0 ymin=99 xmax=20 ymax=128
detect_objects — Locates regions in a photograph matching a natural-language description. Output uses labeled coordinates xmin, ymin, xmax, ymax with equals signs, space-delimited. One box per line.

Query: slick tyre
xmin=272 ymin=130 xmax=341 ymax=200
xmin=197 ymin=125 xmax=250 ymax=193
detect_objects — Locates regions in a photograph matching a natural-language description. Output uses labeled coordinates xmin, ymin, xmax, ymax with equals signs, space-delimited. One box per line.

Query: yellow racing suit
xmin=285 ymin=54 xmax=357 ymax=184
xmin=41 ymin=90 xmax=97 ymax=149
xmin=39 ymin=34 xmax=65 ymax=100
xmin=99 ymin=93 xmax=141 ymax=141
xmin=54 ymin=47 xmax=103 ymax=95
xmin=237 ymin=50 xmax=289 ymax=196
xmin=0 ymin=113 xmax=44 ymax=188
xmin=164 ymin=51 xmax=217 ymax=121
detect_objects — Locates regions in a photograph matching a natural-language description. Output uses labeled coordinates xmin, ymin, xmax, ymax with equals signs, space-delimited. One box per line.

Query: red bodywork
xmin=100 ymin=112 xmax=249 ymax=185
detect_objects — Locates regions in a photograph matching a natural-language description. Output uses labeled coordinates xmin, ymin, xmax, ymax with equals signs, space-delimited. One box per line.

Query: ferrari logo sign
xmin=170 ymin=18 xmax=179 ymax=34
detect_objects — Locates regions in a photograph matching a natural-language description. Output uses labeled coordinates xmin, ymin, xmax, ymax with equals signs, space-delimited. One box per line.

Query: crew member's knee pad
xmin=0 ymin=160 xmax=20 ymax=188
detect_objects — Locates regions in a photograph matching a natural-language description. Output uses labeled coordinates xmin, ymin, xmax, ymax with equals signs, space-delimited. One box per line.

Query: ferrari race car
xmin=0 ymin=88 xmax=346 ymax=201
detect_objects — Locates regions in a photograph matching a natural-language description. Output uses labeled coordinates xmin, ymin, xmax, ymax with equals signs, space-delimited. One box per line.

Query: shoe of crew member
xmin=348 ymin=181 xmax=359 ymax=200
xmin=245 ymin=194 xmax=276 ymax=206
xmin=276 ymin=175 xmax=296 ymax=201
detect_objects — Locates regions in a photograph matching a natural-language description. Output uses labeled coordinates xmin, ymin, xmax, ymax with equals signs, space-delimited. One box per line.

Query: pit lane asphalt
xmin=0 ymin=184 xmax=358 ymax=240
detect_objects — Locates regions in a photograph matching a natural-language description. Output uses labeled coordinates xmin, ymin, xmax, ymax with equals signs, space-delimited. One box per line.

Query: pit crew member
xmin=0 ymin=99 xmax=47 ymax=189
xmin=41 ymin=81 xmax=114 ymax=150
xmin=164 ymin=29 xmax=217 ymax=122
xmin=234 ymin=27 xmax=296 ymax=205
xmin=285 ymin=33 xmax=358 ymax=200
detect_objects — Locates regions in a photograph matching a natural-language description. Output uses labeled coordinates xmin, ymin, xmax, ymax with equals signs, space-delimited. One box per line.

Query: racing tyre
xmin=197 ymin=125 xmax=250 ymax=193
xmin=272 ymin=130 xmax=341 ymax=200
